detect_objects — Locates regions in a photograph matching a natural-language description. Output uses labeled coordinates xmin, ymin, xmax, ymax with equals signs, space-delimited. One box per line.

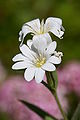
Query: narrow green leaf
xmin=19 ymin=100 xmax=57 ymax=120
xmin=71 ymin=103 xmax=80 ymax=120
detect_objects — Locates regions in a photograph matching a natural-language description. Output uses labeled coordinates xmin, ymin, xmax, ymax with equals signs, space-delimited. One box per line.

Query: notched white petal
xmin=35 ymin=68 xmax=45 ymax=83
xmin=46 ymin=17 xmax=62 ymax=25
xmin=42 ymin=62 xmax=56 ymax=71
xmin=44 ymin=17 xmax=64 ymax=39
xmin=19 ymin=19 xmax=40 ymax=43
xmin=24 ymin=67 xmax=36 ymax=81
xmin=33 ymin=35 xmax=47 ymax=52
xmin=41 ymin=33 xmax=52 ymax=45
xmin=12 ymin=53 xmax=26 ymax=62
xmin=12 ymin=61 xmax=27 ymax=70
xmin=48 ymin=56 xmax=61 ymax=64
xmin=46 ymin=41 xmax=57 ymax=55
xmin=20 ymin=44 xmax=37 ymax=61
xmin=19 ymin=31 xmax=22 ymax=41
xmin=50 ymin=29 xmax=64 ymax=39
xmin=27 ymin=40 xmax=33 ymax=49
xmin=23 ymin=18 xmax=40 ymax=34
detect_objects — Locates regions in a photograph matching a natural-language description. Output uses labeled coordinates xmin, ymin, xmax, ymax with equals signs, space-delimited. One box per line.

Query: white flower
xmin=27 ymin=33 xmax=52 ymax=50
xmin=12 ymin=38 xmax=63 ymax=83
xmin=19 ymin=17 xmax=65 ymax=45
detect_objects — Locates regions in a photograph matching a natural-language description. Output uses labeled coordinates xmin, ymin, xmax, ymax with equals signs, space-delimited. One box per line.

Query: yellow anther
xmin=35 ymin=57 xmax=46 ymax=68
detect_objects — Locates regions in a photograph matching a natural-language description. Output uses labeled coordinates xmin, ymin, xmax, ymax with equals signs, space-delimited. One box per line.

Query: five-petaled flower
xmin=12 ymin=37 xmax=63 ymax=83
xmin=19 ymin=17 xmax=65 ymax=45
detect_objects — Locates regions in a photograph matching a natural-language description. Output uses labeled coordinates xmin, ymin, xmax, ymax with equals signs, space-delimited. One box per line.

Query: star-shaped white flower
xmin=19 ymin=17 xmax=65 ymax=45
xmin=12 ymin=37 xmax=63 ymax=83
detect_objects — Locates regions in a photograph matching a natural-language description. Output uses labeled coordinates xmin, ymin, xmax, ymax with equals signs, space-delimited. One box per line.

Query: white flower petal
xmin=33 ymin=35 xmax=47 ymax=53
xmin=42 ymin=62 xmax=56 ymax=71
xmin=27 ymin=40 xmax=33 ymax=49
xmin=46 ymin=41 xmax=57 ymax=55
xmin=26 ymin=19 xmax=40 ymax=33
xmin=12 ymin=61 xmax=27 ymax=70
xmin=19 ymin=19 xmax=40 ymax=41
xmin=44 ymin=17 xmax=59 ymax=32
xmin=48 ymin=56 xmax=61 ymax=64
xmin=12 ymin=60 xmax=34 ymax=70
xmin=20 ymin=44 xmax=31 ymax=56
xmin=50 ymin=29 xmax=64 ymax=39
xmin=27 ymin=40 xmax=38 ymax=53
xmin=35 ymin=68 xmax=45 ymax=83
xmin=46 ymin=17 xmax=62 ymax=25
xmin=24 ymin=67 xmax=36 ymax=81
xmin=40 ymin=33 xmax=52 ymax=45
xmin=20 ymin=44 xmax=37 ymax=60
xmin=44 ymin=17 xmax=64 ymax=39
xmin=19 ymin=31 xmax=22 ymax=41
xmin=19 ymin=27 xmax=33 ymax=42
xmin=12 ymin=53 xmax=26 ymax=62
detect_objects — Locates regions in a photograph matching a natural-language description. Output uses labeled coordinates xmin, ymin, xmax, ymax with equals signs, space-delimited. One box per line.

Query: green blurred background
xmin=0 ymin=0 xmax=80 ymax=73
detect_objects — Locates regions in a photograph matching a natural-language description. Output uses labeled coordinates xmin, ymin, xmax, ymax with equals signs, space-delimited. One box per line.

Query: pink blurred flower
xmin=0 ymin=61 xmax=79 ymax=120
xmin=0 ymin=75 xmax=68 ymax=120
xmin=58 ymin=61 xmax=80 ymax=97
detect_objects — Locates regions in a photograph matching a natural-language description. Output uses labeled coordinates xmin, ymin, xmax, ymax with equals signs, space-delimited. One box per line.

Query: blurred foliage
xmin=67 ymin=92 xmax=79 ymax=119
xmin=71 ymin=103 xmax=80 ymax=120
xmin=0 ymin=0 xmax=80 ymax=72
xmin=45 ymin=116 xmax=54 ymax=120
xmin=0 ymin=112 xmax=10 ymax=120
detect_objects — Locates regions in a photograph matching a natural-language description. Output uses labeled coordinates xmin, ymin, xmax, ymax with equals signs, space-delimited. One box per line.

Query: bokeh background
xmin=0 ymin=0 xmax=80 ymax=120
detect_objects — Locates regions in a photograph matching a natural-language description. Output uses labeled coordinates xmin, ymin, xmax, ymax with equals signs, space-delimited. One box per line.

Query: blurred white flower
xmin=12 ymin=37 xmax=63 ymax=83
xmin=19 ymin=17 xmax=65 ymax=45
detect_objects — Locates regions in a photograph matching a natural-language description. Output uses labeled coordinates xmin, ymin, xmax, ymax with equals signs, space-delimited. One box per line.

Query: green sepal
xmin=46 ymin=70 xmax=58 ymax=92
xmin=51 ymin=70 xmax=58 ymax=89
xmin=46 ymin=72 xmax=55 ymax=90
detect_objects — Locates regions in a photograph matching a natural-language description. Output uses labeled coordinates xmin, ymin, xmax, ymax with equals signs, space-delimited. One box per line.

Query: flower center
xmin=35 ymin=57 xmax=46 ymax=68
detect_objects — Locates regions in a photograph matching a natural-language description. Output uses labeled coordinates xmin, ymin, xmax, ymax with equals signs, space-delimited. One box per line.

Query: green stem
xmin=46 ymin=71 xmax=68 ymax=120
xmin=53 ymin=92 xmax=68 ymax=120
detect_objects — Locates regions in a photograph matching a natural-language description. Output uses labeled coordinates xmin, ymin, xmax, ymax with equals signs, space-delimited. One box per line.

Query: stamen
xmin=40 ymin=19 xmax=44 ymax=34
xmin=37 ymin=19 xmax=45 ymax=34
xmin=35 ymin=57 xmax=46 ymax=68
xmin=54 ymin=51 xmax=63 ymax=57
